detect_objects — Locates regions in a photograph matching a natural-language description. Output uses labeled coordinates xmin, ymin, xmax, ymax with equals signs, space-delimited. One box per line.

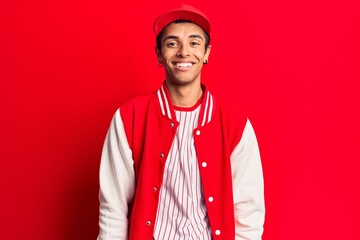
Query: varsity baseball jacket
xmin=98 ymin=83 xmax=265 ymax=240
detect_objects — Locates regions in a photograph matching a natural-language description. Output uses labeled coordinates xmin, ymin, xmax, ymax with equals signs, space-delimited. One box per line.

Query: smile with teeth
xmin=174 ymin=62 xmax=193 ymax=70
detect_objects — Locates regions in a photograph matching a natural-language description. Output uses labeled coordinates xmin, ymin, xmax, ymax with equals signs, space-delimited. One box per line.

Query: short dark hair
xmin=156 ymin=20 xmax=211 ymax=52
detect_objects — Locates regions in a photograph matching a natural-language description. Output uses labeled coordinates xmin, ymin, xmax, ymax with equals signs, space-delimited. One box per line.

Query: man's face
xmin=156 ymin=22 xmax=211 ymax=86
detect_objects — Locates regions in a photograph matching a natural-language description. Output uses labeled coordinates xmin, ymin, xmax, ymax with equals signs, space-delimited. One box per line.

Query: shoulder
xmin=215 ymin=96 xmax=247 ymax=131
xmin=120 ymin=92 xmax=154 ymax=111
xmin=118 ymin=90 xmax=161 ymax=121
xmin=211 ymin=94 xmax=248 ymax=150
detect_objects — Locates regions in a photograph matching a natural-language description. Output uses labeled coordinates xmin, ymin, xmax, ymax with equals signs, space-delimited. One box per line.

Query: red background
xmin=0 ymin=0 xmax=358 ymax=239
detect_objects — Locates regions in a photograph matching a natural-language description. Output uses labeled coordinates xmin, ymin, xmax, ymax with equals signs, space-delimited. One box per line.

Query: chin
xmin=170 ymin=78 xmax=196 ymax=86
xmin=165 ymin=71 xmax=200 ymax=85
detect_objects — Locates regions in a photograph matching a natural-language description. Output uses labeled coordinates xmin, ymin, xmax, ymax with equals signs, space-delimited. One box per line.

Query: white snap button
xmin=202 ymin=162 xmax=207 ymax=167
xmin=170 ymin=122 xmax=174 ymax=127
xmin=153 ymin=187 xmax=157 ymax=192
xmin=196 ymin=130 xmax=201 ymax=136
xmin=160 ymin=153 xmax=165 ymax=158
xmin=208 ymin=196 xmax=214 ymax=202
xmin=146 ymin=220 xmax=151 ymax=226
xmin=215 ymin=229 xmax=221 ymax=235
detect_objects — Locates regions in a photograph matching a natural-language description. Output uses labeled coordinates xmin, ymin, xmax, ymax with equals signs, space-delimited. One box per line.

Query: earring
xmin=203 ymin=60 xmax=208 ymax=64
xmin=158 ymin=62 xmax=163 ymax=67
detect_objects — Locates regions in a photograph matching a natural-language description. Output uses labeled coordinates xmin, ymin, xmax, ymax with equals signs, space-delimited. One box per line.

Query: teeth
xmin=176 ymin=62 xmax=192 ymax=68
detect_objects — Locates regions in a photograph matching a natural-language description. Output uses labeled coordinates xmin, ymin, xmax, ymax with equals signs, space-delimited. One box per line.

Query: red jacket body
xmin=119 ymin=85 xmax=246 ymax=239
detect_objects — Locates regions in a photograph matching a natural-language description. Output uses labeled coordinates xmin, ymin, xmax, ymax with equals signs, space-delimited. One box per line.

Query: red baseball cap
xmin=153 ymin=5 xmax=211 ymax=37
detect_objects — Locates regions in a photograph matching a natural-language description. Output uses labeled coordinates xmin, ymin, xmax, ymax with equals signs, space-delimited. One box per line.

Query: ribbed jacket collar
xmin=155 ymin=81 xmax=214 ymax=127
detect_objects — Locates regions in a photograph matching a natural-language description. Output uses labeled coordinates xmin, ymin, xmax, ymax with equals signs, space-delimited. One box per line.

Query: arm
xmin=97 ymin=109 xmax=135 ymax=240
xmin=231 ymin=119 xmax=265 ymax=240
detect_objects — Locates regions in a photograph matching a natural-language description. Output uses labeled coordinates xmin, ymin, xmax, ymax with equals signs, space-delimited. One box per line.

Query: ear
xmin=155 ymin=46 xmax=163 ymax=63
xmin=204 ymin=45 xmax=212 ymax=62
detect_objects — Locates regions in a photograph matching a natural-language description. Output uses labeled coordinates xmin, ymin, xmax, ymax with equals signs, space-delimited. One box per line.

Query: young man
xmin=97 ymin=5 xmax=265 ymax=240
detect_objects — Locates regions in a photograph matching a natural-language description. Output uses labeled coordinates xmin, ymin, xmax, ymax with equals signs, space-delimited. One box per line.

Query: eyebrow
xmin=162 ymin=34 xmax=204 ymax=42
xmin=189 ymin=34 xmax=204 ymax=40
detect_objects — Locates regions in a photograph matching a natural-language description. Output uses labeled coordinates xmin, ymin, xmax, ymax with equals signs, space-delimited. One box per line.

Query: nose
xmin=176 ymin=44 xmax=190 ymax=57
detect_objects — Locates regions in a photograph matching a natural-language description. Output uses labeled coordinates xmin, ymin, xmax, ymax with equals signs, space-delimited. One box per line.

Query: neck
xmin=165 ymin=80 xmax=203 ymax=108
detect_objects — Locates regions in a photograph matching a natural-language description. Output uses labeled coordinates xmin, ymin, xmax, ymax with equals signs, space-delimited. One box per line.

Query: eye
xmin=191 ymin=41 xmax=201 ymax=47
xmin=166 ymin=41 xmax=178 ymax=48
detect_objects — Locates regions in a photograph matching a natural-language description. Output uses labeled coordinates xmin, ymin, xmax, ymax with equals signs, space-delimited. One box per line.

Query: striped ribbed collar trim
xmin=156 ymin=81 xmax=214 ymax=127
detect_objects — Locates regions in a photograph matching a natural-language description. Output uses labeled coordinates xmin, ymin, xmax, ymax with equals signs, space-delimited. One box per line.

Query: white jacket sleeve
xmin=231 ymin=119 xmax=265 ymax=240
xmin=97 ymin=109 xmax=135 ymax=240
